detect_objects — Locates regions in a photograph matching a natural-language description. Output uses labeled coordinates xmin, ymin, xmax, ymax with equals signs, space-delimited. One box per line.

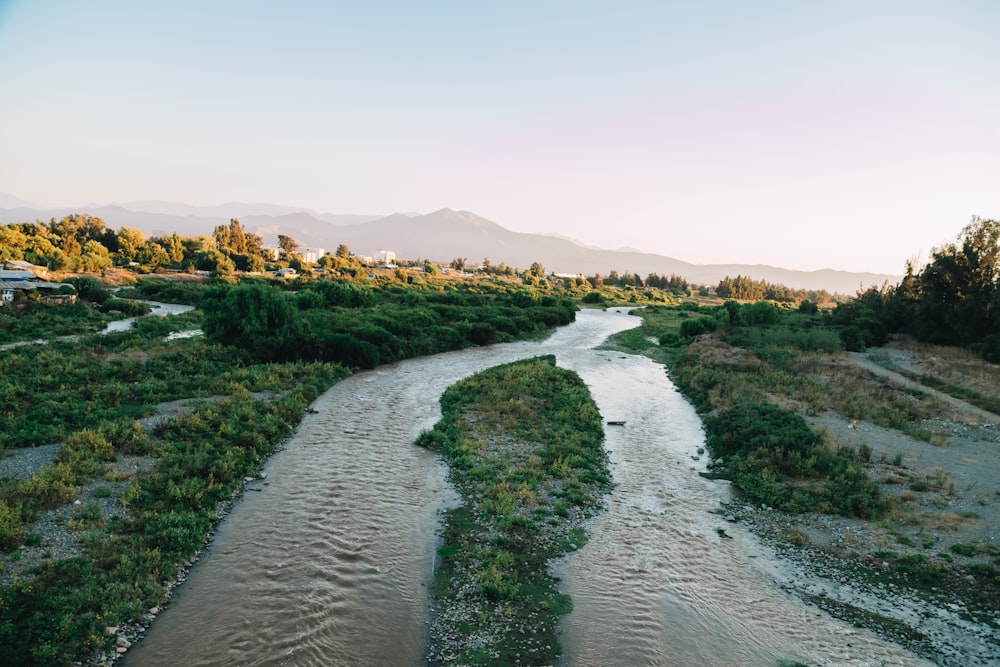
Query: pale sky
xmin=1 ymin=1 xmax=997 ymax=274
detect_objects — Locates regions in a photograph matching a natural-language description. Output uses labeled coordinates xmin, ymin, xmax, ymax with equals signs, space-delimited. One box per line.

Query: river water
xmin=123 ymin=309 xmax=927 ymax=666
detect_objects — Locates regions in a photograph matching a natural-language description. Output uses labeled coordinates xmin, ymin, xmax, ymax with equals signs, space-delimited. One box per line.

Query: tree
xmin=335 ymin=244 xmax=351 ymax=259
xmin=115 ymin=227 xmax=146 ymax=264
xmin=278 ymin=234 xmax=299 ymax=258
xmin=528 ymin=261 xmax=546 ymax=278
xmin=81 ymin=240 xmax=113 ymax=271
xmin=913 ymin=217 xmax=1000 ymax=345
xmin=450 ymin=257 xmax=467 ymax=271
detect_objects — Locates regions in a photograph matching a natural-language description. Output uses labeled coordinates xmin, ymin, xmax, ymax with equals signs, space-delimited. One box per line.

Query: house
xmin=0 ymin=269 xmax=76 ymax=305
xmin=376 ymin=249 xmax=396 ymax=266
xmin=1 ymin=260 xmax=48 ymax=278
xmin=275 ymin=267 xmax=298 ymax=278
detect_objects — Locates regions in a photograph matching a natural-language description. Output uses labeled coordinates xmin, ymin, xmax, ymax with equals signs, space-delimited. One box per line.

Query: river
xmin=123 ymin=309 xmax=927 ymax=666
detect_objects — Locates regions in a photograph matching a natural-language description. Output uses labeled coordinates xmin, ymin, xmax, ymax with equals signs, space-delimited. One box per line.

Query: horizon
xmin=1 ymin=2 xmax=998 ymax=275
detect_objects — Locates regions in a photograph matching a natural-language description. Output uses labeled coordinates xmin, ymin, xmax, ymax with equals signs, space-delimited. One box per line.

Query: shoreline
xmin=723 ymin=496 xmax=1000 ymax=665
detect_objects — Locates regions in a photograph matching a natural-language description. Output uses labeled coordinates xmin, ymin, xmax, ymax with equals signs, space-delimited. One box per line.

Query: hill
xmin=0 ymin=200 xmax=898 ymax=293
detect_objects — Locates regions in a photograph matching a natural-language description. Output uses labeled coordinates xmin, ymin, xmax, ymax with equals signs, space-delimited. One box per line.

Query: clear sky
xmin=1 ymin=1 xmax=997 ymax=274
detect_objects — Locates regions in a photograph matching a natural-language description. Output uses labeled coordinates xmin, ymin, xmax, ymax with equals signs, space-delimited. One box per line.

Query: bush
xmin=705 ymin=403 xmax=819 ymax=461
xmin=0 ymin=499 xmax=23 ymax=549
xmin=63 ymin=277 xmax=111 ymax=304
xmin=741 ymin=301 xmax=781 ymax=326
xmin=679 ymin=317 xmax=716 ymax=339
xmin=704 ymin=402 xmax=885 ymax=518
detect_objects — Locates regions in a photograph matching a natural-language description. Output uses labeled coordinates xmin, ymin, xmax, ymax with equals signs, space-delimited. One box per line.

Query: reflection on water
xmin=124 ymin=310 xmax=926 ymax=666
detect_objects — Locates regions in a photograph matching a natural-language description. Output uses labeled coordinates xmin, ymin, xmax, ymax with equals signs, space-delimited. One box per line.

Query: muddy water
xmin=124 ymin=310 xmax=927 ymax=666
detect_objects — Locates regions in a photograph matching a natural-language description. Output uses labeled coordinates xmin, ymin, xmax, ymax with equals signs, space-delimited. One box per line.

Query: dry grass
xmin=893 ymin=337 xmax=1000 ymax=404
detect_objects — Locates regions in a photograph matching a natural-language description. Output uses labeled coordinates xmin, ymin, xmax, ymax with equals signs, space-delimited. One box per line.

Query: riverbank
xmin=609 ymin=307 xmax=1000 ymax=664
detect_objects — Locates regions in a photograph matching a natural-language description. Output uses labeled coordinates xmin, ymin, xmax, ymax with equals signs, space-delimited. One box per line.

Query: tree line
xmin=0 ymin=215 xmax=323 ymax=275
xmin=835 ymin=217 xmax=1000 ymax=359
xmin=715 ymin=274 xmax=839 ymax=305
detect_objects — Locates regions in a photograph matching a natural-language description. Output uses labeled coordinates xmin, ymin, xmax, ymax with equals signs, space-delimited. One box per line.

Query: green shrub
xmin=704 ymin=403 xmax=885 ymax=518
xmin=0 ymin=500 xmax=23 ymax=549
xmin=679 ymin=317 xmax=716 ymax=339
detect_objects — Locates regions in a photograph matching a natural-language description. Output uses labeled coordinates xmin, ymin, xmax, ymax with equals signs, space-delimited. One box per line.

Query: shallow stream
xmin=123 ymin=309 xmax=928 ymax=666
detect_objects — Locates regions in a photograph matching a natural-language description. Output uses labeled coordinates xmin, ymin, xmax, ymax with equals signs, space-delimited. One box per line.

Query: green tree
xmin=915 ymin=217 xmax=1000 ymax=345
xmin=278 ymin=234 xmax=299 ymax=258
xmin=115 ymin=227 xmax=146 ymax=264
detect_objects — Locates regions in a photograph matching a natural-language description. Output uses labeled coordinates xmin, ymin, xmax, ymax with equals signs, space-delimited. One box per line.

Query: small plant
xmin=951 ymin=543 xmax=978 ymax=557
xmin=92 ymin=485 xmax=113 ymax=499
xmin=931 ymin=495 xmax=950 ymax=509
xmin=24 ymin=532 xmax=44 ymax=547
xmin=67 ymin=500 xmax=103 ymax=531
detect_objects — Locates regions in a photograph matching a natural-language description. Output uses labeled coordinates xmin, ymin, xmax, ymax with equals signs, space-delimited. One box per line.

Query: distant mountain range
xmin=0 ymin=197 xmax=899 ymax=293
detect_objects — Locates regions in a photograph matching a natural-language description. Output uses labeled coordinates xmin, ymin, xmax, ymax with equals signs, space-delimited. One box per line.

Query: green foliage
xmin=679 ymin=316 xmax=716 ymax=339
xmin=705 ymin=403 xmax=819 ymax=461
xmin=0 ymin=500 xmax=23 ymax=550
xmin=123 ymin=277 xmax=210 ymax=305
xmin=201 ymin=280 xmax=576 ymax=367
xmin=704 ymin=403 xmax=885 ymax=518
xmin=0 ymin=301 xmax=122 ymax=344
xmin=201 ymin=284 xmax=305 ymax=361
xmin=419 ymin=357 xmax=608 ymax=664
xmin=62 ymin=276 xmax=111 ymax=304
xmin=848 ymin=217 xmax=1000 ymax=356
xmin=740 ymin=300 xmax=781 ymax=326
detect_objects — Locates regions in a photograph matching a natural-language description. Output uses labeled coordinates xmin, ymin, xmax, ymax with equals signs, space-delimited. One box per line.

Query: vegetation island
xmin=0 ymin=213 xmax=997 ymax=665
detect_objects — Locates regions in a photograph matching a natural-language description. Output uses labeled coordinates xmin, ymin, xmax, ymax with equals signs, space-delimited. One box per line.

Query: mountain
xmin=328 ymin=209 xmax=896 ymax=293
xmin=0 ymin=200 xmax=898 ymax=293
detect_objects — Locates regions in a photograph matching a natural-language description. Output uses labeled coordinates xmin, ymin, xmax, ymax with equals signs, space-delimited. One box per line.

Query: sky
xmin=1 ymin=1 xmax=998 ymax=274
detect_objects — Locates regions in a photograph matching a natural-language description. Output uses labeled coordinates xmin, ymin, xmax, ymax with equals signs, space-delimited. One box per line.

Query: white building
xmin=300 ymin=247 xmax=325 ymax=264
xmin=376 ymin=249 xmax=396 ymax=266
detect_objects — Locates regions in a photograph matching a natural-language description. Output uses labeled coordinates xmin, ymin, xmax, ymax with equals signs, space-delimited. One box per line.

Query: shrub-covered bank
xmin=609 ymin=303 xmax=1000 ymax=662
xmin=0 ymin=277 xmax=580 ymax=666
xmin=417 ymin=356 xmax=609 ymax=666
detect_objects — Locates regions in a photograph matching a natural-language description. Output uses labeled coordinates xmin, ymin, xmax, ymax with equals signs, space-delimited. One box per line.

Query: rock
xmin=116 ymin=637 xmax=131 ymax=649
xmin=104 ymin=626 xmax=119 ymax=636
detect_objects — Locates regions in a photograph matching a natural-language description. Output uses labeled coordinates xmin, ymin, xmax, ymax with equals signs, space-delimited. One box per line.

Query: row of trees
xmin=847 ymin=217 xmax=1000 ymax=360
xmin=716 ymin=274 xmax=837 ymax=305
xmin=0 ymin=215 xmax=312 ymax=274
